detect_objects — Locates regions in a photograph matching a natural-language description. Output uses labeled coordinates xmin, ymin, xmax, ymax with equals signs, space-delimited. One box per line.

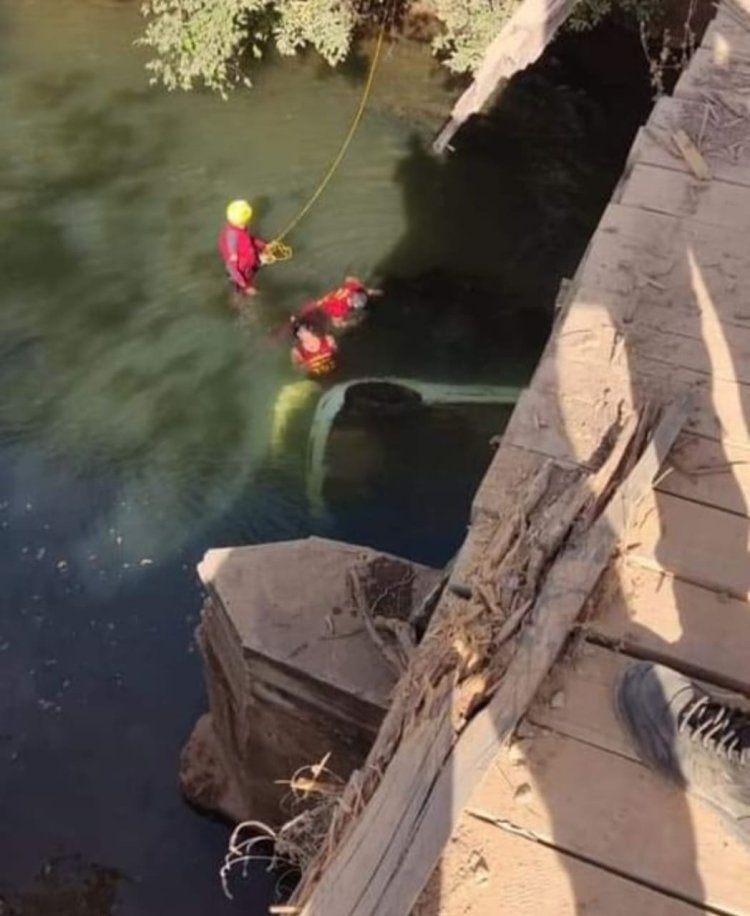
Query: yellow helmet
xmin=226 ymin=199 xmax=253 ymax=227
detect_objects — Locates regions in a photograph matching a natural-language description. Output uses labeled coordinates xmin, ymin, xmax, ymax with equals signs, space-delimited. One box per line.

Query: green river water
xmin=0 ymin=1 xmax=652 ymax=912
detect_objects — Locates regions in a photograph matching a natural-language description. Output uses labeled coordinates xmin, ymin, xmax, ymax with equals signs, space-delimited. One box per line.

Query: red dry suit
xmin=217 ymin=222 xmax=267 ymax=291
xmin=315 ymin=278 xmax=368 ymax=321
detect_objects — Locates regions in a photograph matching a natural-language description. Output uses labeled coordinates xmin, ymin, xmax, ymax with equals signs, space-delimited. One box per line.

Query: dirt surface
xmin=412 ymin=821 xmax=493 ymax=916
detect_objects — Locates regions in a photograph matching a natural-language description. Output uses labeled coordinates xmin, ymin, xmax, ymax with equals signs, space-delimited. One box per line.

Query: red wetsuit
xmin=293 ymin=336 xmax=337 ymax=377
xmin=315 ymin=278 xmax=367 ymax=321
xmin=217 ymin=222 xmax=267 ymax=291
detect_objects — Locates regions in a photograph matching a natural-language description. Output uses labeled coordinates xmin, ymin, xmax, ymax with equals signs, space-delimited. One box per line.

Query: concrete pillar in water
xmin=180 ymin=536 xmax=442 ymax=826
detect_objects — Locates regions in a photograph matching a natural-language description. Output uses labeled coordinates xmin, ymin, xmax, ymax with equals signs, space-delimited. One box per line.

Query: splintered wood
xmin=286 ymin=397 xmax=689 ymax=915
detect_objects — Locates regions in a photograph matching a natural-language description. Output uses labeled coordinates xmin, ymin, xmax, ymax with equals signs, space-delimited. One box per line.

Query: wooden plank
xmin=560 ymin=279 xmax=750 ymax=350
xmin=511 ymin=348 xmax=750 ymax=452
xmin=619 ymin=162 xmax=750 ymax=232
xmin=489 ymin=333 xmax=750 ymax=513
xmin=703 ymin=1 xmax=750 ymax=55
xmin=500 ymin=305 xmax=641 ymax=464
xmin=551 ymin=301 xmax=624 ymax=361
xmin=294 ymin=401 xmax=689 ymax=916
xmin=470 ymin=441 xmax=554 ymax=521
xmin=295 ymin=708 xmax=457 ymax=914
xmin=634 ymin=97 xmax=750 ymax=189
xmin=661 ymin=362 xmax=750 ymax=448
xmin=501 ymin=415 xmax=750 ymax=520
xmin=461 ymin=444 xmax=582 ymax=591
xmin=625 ymin=488 xmax=750 ymax=601
xmin=453 ymin=450 xmax=582 ymax=591
xmin=415 ymin=806 xmax=709 ymax=916
xmin=571 ymin=213 xmax=682 ymax=301
xmin=675 ymin=45 xmax=750 ymax=101
xmin=660 ymin=433 xmax=750 ymax=517
xmin=502 ymin=395 xmax=750 ymax=594
xmin=558 ymin=296 xmax=750 ymax=396
xmin=530 ymin=643 xmax=750 ymax=756
xmin=591 ymin=563 xmax=750 ymax=693
xmin=470 ymin=729 xmax=750 ymax=915
xmin=555 ymin=288 xmax=750 ymax=378
xmin=432 ymin=0 xmax=581 ymax=152
xmin=529 ymin=644 xmax=638 ymax=759
xmin=573 ymin=205 xmax=750 ymax=328
xmin=556 ymin=302 xmax=750 ymax=387
xmin=630 ymin=308 xmax=750 ymax=381
xmin=502 ymin=384 xmax=631 ymax=468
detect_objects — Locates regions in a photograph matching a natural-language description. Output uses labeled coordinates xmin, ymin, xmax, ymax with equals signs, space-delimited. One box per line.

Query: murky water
xmin=0 ymin=0 xmax=651 ymax=912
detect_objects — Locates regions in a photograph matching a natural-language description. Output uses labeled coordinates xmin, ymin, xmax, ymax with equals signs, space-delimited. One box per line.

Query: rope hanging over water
xmin=262 ymin=7 xmax=391 ymax=265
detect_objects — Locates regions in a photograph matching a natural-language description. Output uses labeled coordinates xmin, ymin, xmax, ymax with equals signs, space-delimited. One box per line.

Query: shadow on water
xmin=262 ymin=56 xmax=629 ymax=558
xmin=341 ymin=20 xmax=652 ymax=387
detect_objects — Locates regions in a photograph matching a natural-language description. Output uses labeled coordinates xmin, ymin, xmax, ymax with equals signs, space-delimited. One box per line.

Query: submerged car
xmin=270 ymin=377 xmax=521 ymax=512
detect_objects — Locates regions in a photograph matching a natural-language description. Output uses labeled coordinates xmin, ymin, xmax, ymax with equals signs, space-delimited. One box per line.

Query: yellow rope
xmin=263 ymin=16 xmax=389 ymax=265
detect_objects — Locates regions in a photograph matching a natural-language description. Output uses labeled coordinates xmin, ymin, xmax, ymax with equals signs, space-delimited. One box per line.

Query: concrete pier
xmin=180 ymin=537 xmax=441 ymax=825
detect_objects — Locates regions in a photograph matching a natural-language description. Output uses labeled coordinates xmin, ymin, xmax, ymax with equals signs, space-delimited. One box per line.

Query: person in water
xmin=217 ymin=199 xmax=267 ymax=296
xmin=290 ymin=318 xmax=338 ymax=377
xmin=299 ymin=277 xmax=381 ymax=329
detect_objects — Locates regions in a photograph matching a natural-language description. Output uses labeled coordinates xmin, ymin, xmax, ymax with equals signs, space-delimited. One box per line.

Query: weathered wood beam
xmin=433 ymin=0 xmax=582 ymax=154
xmin=291 ymin=394 xmax=691 ymax=916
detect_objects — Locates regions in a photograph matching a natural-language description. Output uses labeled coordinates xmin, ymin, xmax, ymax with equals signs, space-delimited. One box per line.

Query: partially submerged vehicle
xmin=270 ymin=377 xmax=521 ymax=512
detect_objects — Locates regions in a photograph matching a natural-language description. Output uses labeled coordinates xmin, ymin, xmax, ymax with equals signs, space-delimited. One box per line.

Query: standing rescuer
xmin=217 ymin=199 xmax=267 ymax=296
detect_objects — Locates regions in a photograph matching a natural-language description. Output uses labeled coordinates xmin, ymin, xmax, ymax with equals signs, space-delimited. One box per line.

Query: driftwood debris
xmin=286 ymin=395 xmax=690 ymax=915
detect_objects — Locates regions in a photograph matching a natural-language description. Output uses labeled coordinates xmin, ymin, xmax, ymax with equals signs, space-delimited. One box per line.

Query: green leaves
xmin=138 ymin=0 xmax=664 ymax=95
xmin=568 ymin=0 xmax=664 ymax=31
xmin=430 ymin=0 xmax=521 ymax=74
xmin=138 ymin=0 xmax=356 ymax=95
xmin=138 ymin=0 xmax=263 ymax=96
xmin=273 ymin=0 xmax=355 ymax=64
